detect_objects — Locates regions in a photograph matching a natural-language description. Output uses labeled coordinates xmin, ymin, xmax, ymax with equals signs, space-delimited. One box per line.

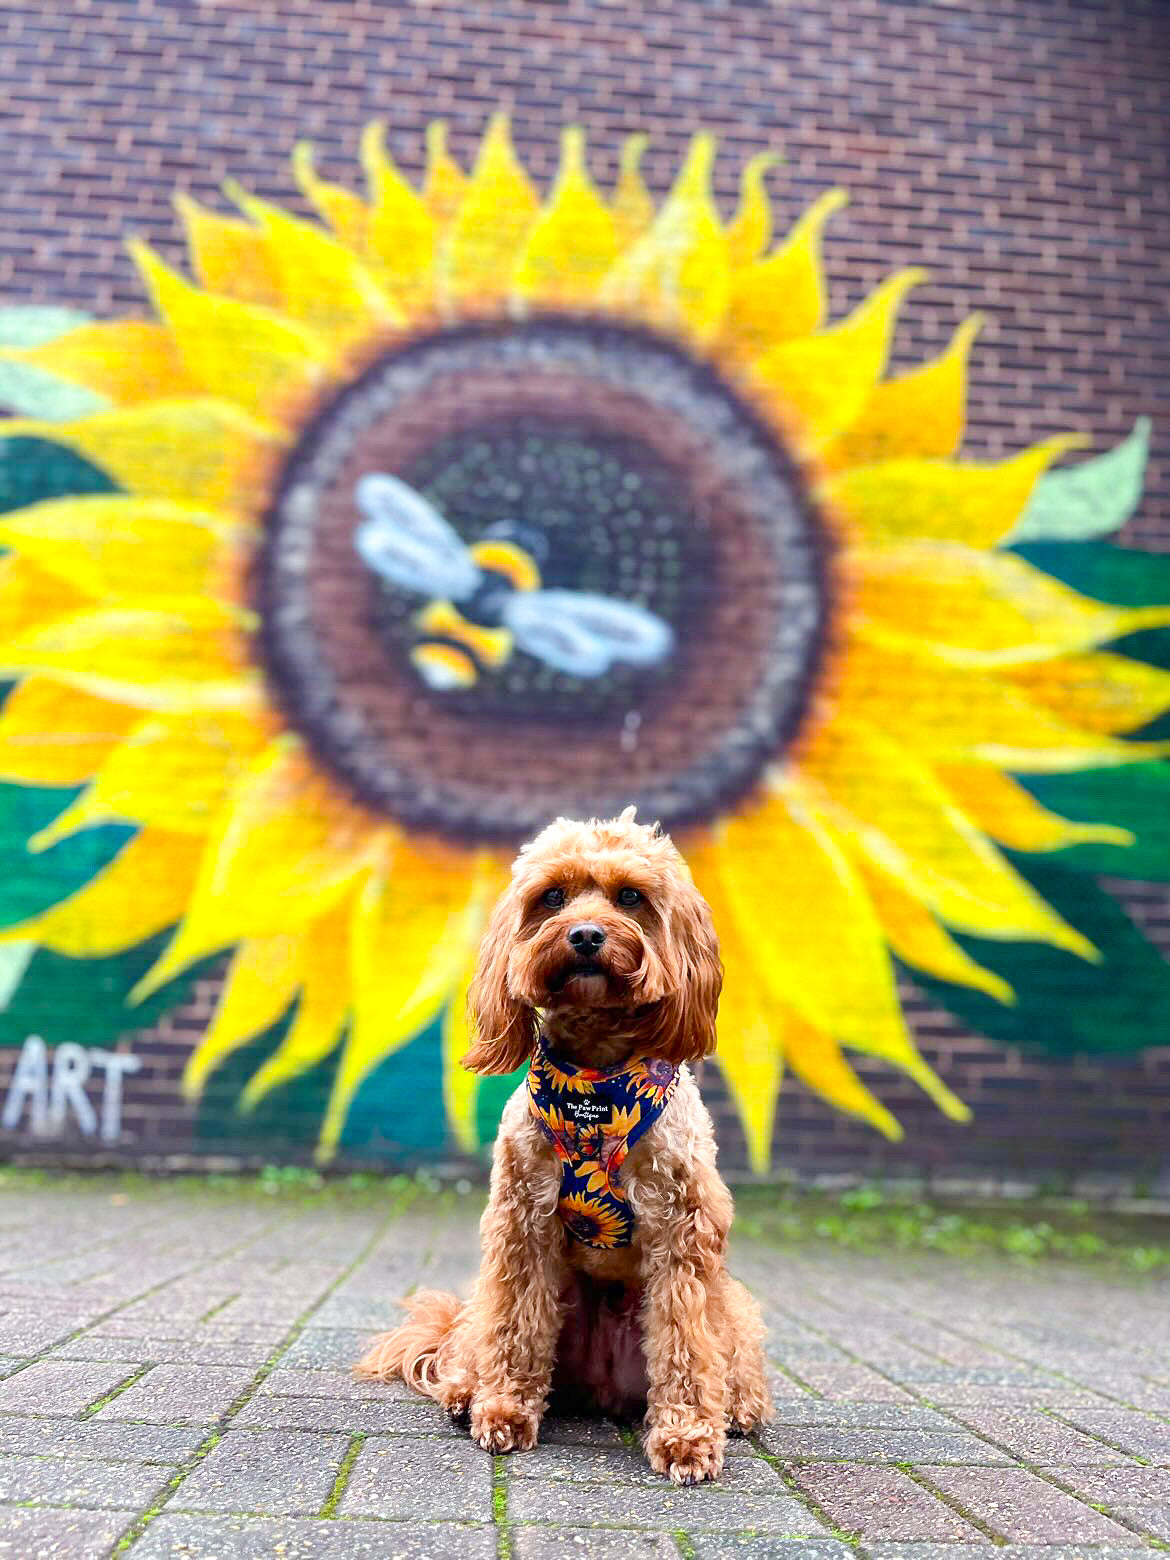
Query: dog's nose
xmin=567 ymin=922 xmax=606 ymax=954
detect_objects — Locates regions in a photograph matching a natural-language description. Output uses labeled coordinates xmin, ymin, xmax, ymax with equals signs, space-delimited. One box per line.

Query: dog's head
xmin=462 ymin=808 xmax=722 ymax=1075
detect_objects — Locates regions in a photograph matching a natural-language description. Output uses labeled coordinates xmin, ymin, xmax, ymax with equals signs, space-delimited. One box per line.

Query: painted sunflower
xmin=1 ymin=116 xmax=1168 ymax=1168
xmin=558 ymin=1190 xmax=629 ymax=1249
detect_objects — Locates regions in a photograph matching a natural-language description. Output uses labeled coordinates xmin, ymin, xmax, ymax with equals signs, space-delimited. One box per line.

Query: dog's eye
xmin=541 ymin=887 xmax=565 ymax=909
xmin=616 ymin=887 xmax=642 ymax=908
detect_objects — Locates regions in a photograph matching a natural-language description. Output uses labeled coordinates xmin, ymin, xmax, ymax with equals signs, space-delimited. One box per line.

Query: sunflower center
xmin=259 ymin=317 xmax=826 ymax=844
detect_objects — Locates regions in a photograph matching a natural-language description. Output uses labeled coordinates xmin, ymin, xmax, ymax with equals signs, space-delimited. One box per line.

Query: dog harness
xmin=527 ymin=1033 xmax=680 ymax=1250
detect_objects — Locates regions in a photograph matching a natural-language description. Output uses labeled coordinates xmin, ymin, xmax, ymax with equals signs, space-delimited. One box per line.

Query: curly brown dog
xmin=355 ymin=809 xmax=772 ymax=1484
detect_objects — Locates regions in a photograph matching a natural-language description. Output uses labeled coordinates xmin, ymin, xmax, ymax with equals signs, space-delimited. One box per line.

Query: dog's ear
xmin=462 ymin=880 xmax=536 ymax=1075
xmin=651 ymin=876 xmax=723 ymax=1066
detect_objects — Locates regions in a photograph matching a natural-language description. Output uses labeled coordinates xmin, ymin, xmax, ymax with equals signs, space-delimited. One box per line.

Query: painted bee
xmin=354 ymin=473 xmax=675 ymax=692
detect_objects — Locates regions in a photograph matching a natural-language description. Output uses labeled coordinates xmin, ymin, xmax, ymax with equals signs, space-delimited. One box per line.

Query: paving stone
xmin=172 ymin=1427 xmax=348 ymax=1515
xmin=919 ymin=1466 xmax=1135 ymax=1544
xmin=51 ymin=1333 xmax=278 ymax=1367
xmin=133 ymin=1513 xmax=498 ymax=1558
xmin=235 ymin=1393 xmax=458 ymax=1434
xmin=948 ymin=1408 xmax=1141 ymax=1465
xmin=0 ymin=1451 xmax=168 ymax=1508
xmin=0 ymin=1503 xmax=137 ymax=1557
xmin=540 ymin=1414 xmax=624 ymax=1446
xmin=340 ymin=1435 xmax=495 ymax=1520
xmin=917 ymin=1384 xmax=1113 ymax=1410
xmin=1057 ymin=1408 xmax=1170 ymax=1463
xmin=95 ymin=1363 xmax=257 ymax=1424
xmin=513 ymin=1531 xmax=682 ymax=1559
xmin=0 ymin=1359 xmax=140 ymax=1417
xmin=788 ymin=1464 xmax=981 ymax=1542
xmin=784 ymin=1362 xmax=913 ymax=1402
xmin=691 ymin=1541 xmax=856 ymax=1560
xmin=763 ymin=1403 xmax=953 ymax=1430
xmin=0 ymin=1416 xmax=204 ymax=1464
xmin=768 ymin=1424 xmax=1014 ymax=1464
xmin=260 ymin=1366 xmax=405 ymax=1400
xmin=279 ymin=1328 xmax=373 ymax=1370
xmin=1048 ymin=1466 xmax=1170 ymax=1539
xmin=865 ymin=1548 xmax=1158 ymax=1559
xmin=508 ymin=1476 xmax=826 ymax=1533
xmin=509 ymin=1440 xmax=780 ymax=1489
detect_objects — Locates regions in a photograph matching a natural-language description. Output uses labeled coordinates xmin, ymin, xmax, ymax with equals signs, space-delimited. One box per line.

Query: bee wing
xmin=353 ymin=473 xmax=479 ymax=600
xmin=504 ymin=591 xmax=674 ymax=678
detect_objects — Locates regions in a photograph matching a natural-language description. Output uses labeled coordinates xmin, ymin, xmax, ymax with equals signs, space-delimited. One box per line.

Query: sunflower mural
xmin=0 ymin=116 xmax=1169 ymax=1169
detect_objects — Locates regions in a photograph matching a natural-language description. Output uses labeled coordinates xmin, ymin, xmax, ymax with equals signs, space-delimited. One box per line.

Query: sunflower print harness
xmin=527 ymin=1035 xmax=680 ymax=1249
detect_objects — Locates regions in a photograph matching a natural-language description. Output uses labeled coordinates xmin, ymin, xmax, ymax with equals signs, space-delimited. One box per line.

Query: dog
xmin=355 ymin=809 xmax=772 ymax=1484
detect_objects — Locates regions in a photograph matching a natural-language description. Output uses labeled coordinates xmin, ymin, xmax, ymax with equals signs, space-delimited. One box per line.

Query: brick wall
xmin=0 ymin=0 xmax=1167 ymax=1185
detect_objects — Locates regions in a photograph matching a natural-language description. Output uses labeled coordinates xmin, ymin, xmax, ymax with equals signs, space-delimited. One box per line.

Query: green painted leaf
xmin=0 ymin=307 xmax=91 ymax=348
xmin=1011 ymin=541 xmax=1170 ymax=610
xmin=0 ymin=782 xmax=132 ymax=930
xmin=0 ymin=360 xmax=108 ymax=420
xmin=0 ymin=436 xmax=118 ymax=514
xmin=1008 ymin=418 xmax=1151 ymax=543
xmin=0 ymin=932 xmax=209 ymax=1053
xmin=911 ymin=858 xmax=1170 ymax=1055
xmin=1020 ymin=763 xmax=1170 ymax=879
xmin=342 ymin=1014 xmax=448 ymax=1159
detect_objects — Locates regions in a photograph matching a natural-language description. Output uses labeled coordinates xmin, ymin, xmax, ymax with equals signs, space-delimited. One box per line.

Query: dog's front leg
xmin=467 ymin=1144 xmax=566 ymax=1454
xmin=641 ymin=1195 xmax=731 ymax=1484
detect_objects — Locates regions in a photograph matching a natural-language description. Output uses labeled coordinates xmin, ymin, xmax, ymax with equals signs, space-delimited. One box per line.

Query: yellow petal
xmin=512 ymin=127 xmax=618 ymax=310
xmin=239 ymin=905 xmax=352 ymax=1111
xmin=128 ymin=241 xmax=331 ymax=417
xmin=4 ymin=321 xmax=195 ymax=406
xmin=710 ymin=786 xmax=969 ymax=1122
xmin=600 ymin=132 xmax=730 ymax=344
xmin=175 ymin=194 xmax=283 ymax=309
xmin=0 ymin=495 xmax=253 ymax=604
xmin=718 ymin=188 xmax=848 ymax=360
xmin=0 ymin=555 xmax=88 ymax=640
xmin=0 ymin=603 xmax=258 ymax=713
xmin=133 ymin=738 xmax=384 ymax=999
xmin=292 ymin=140 xmax=368 ymax=250
xmin=1003 ymin=653 xmax=1170 ymax=735
xmin=822 ymin=435 xmax=1085 ymax=548
xmin=829 ymin=636 xmax=1170 ymax=772
xmin=821 ymin=314 xmax=983 ymax=472
xmin=0 ymin=679 xmax=136 ymax=786
xmin=421 ymin=120 xmax=468 ymax=227
xmin=725 ymin=152 xmax=780 ymax=268
xmin=752 ymin=267 xmax=925 ymax=452
xmin=442 ymin=954 xmax=480 ymax=1154
xmin=611 ymin=133 xmax=654 ymax=248
xmin=316 ymin=844 xmax=489 ymax=1162
xmin=937 ymin=764 xmax=1135 ymax=852
xmin=689 ymin=850 xmax=783 ymax=1172
xmin=796 ymin=714 xmax=1095 ymax=956
xmin=31 ymin=712 xmax=269 ymax=848
xmin=782 ymin=1010 xmax=904 ymax=1140
xmin=182 ymin=933 xmax=304 ymax=1099
xmin=852 ymin=854 xmax=1015 ymax=1004
xmin=226 ymin=180 xmax=401 ymax=348
xmin=443 ymin=114 xmax=539 ymax=312
xmin=848 ymin=541 xmax=1170 ymax=667
xmin=0 ymin=403 xmax=287 ymax=514
xmin=1 ymin=828 xmax=203 ymax=957
xmin=361 ymin=121 xmax=438 ymax=313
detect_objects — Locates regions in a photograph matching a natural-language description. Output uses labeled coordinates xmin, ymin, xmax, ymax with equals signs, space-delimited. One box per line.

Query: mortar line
xmin=899 ymin=1462 xmax=1006 ymax=1544
xmin=749 ymin=1437 xmax=864 ymax=1549
xmin=79 ymin=1363 xmax=154 ymax=1420
xmin=491 ymin=1452 xmax=511 ymax=1560
xmin=318 ymin=1430 xmax=365 ymax=1517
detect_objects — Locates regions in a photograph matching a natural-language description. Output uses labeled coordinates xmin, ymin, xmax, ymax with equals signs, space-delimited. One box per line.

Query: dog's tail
xmin=354 ymin=1289 xmax=463 ymax=1399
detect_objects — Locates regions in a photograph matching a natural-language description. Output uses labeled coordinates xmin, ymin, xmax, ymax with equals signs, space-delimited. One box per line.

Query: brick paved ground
xmin=0 ymin=1178 xmax=1165 ymax=1557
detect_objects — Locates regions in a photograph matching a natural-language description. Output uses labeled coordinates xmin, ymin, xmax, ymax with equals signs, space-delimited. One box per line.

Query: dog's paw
xmin=470 ymin=1394 xmax=540 ymax=1454
xmin=645 ymin=1421 xmax=725 ymax=1485
xmin=728 ymin=1385 xmax=773 ymax=1435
